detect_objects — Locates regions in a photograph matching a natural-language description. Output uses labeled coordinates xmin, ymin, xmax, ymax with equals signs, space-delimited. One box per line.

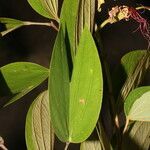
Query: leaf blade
xmin=69 ymin=27 xmax=103 ymax=142
xmin=0 ymin=18 xmax=24 ymax=36
xmin=0 ymin=62 xmax=49 ymax=106
xmin=27 ymin=0 xmax=58 ymax=20
xmin=48 ymin=27 xmax=70 ymax=142
xmin=124 ymin=86 xmax=150 ymax=121
xmin=25 ymin=91 xmax=54 ymax=150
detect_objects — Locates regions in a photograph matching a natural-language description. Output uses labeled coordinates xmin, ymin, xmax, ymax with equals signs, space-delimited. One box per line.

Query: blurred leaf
xmin=122 ymin=121 xmax=150 ymax=150
xmin=121 ymin=50 xmax=147 ymax=76
xmin=49 ymin=27 xmax=70 ymax=141
xmin=97 ymin=0 xmax=105 ymax=12
xmin=69 ymin=27 xmax=103 ymax=142
xmin=49 ymin=27 xmax=103 ymax=143
xmin=26 ymin=91 xmax=54 ymax=150
xmin=27 ymin=0 xmax=59 ymax=21
xmin=0 ymin=62 xmax=49 ymax=106
xmin=112 ymin=50 xmax=146 ymax=98
xmin=80 ymin=141 xmax=102 ymax=150
xmin=124 ymin=86 xmax=150 ymax=121
xmin=0 ymin=18 xmax=24 ymax=36
xmin=60 ymin=0 xmax=95 ymax=61
xmin=116 ymin=50 xmax=150 ymax=112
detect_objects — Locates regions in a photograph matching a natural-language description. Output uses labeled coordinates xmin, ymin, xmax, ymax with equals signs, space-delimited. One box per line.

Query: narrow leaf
xmin=0 ymin=62 xmax=49 ymax=106
xmin=122 ymin=122 xmax=150 ymax=150
xmin=124 ymin=86 xmax=150 ymax=121
xmin=49 ymin=27 xmax=70 ymax=142
xmin=27 ymin=0 xmax=59 ymax=21
xmin=69 ymin=27 xmax=103 ymax=142
xmin=26 ymin=91 xmax=54 ymax=150
xmin=0 ymin=18 xmax=24 ymax=36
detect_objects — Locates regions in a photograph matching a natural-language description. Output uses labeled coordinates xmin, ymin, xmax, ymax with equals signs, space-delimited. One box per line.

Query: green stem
xmin=23 ymin=21 xmax=59 ymax=31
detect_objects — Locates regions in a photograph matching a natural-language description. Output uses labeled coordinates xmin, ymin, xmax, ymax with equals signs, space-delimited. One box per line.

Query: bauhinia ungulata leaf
xmin=27 ymin=0 xmax=59 ymax=21
xmin=0 ymin=62 xmax=49 ymax=106
xmin=49 ymin=27 xmax=103 ymax=143
xmin=25 ymin=91 xmax=54 ymax=150
xmin=124 ymin=86 xmax=150 ymax=122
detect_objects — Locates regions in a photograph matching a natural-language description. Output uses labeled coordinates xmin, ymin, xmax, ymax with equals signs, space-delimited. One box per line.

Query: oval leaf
xmin=0 ymin=18 xmax=24 ymax=36
xmin=69 ymin=27 xmax=103 ymax=142
xmin=49 ymin=27 xmax=103 ymax=143
xmin=124 ymin=86 xmax=150 ymax=121
xmin=27 ymin=0 xmax=58 ymax=21
xmin=26 ymin=91 xmax=54 ymax=150
xmin=0 ymin=62 xmax=49 ymax=106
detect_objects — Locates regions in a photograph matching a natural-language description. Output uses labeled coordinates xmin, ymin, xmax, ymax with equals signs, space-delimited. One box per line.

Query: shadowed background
xmin=0 ymin=0 xmax=149 ymax=149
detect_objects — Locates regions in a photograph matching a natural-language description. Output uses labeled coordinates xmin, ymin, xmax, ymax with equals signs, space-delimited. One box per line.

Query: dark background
xmin=0 ymin=0 xmax=149 ymax=149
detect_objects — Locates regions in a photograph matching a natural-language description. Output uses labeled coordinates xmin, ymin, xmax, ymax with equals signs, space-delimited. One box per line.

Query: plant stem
xmin=100 ymin=18 xmax=111 ymax=29
xmin=123 ymin=118 xmax=129 ymax=134
xmin=136 ymin=6 xmax=150 ymax=11
xmin=64 ymin=142 xmax=70 ymax=150
xmin=23 ymin=21 xmax=59 ymax=31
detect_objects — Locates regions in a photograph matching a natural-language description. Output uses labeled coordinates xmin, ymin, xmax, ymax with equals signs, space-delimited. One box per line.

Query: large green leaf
xmin=26 ymin=91 xmax=54 ymax=150
xmin=27 ymin=0 xmax=59 ymax=21
xmin=49 ymin=27 xmax=70 ymax=141
xmin=80 ymin=141 xmax=102 ymax=150
xmin=49 ymin=27 xmax=103 ymax=143
xmin=0 ymin=62 xmax=49 ymax=106
xmin=0 ymin=18 xmax=24 ymax=37
xmin=122 ymin=122 xmax=150 ymax=150
xmin=124 ymin=86 xmax=150 ymax=121
xmin=69 ymin=27 xmax=103 ymax=142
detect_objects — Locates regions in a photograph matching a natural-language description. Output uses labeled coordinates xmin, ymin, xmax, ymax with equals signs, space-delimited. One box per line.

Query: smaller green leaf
xmin=27 ymin=0 xmax=59 ymax=21
xmin=26 ymin=91 xmax=54 ymax=150
xmin=124 ymin=86 xmax=150 ymax=121
xmin=0 ymin=18 xmax=24 ymax=36
xmin=80 ymin=141 xmax=102 ymax=150
xmin=0 ymin=62 xmax=49 ymax=106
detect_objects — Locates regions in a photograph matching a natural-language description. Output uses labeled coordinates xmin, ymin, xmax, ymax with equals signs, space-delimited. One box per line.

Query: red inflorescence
xmin=129 ymin=7 xmax=150 ymax=49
